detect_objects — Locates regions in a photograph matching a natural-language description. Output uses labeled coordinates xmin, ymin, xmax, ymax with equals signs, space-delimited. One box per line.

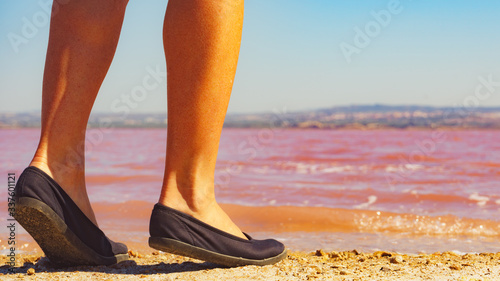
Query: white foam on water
xmin=469 ymin=193 xmax=489 ymax=207
xmin=353 ymin=195 xmax=377 ymax=209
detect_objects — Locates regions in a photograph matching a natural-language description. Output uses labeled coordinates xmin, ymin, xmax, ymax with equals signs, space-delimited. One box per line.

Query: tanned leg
xmin=159 ymin=0 xmax=246 ymax=239
xmin=30 ymin=0 xmax=129 ymax=226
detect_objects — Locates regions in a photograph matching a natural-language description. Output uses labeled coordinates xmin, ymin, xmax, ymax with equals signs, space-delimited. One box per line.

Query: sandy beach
xmin=1 ymin=249 xmax=499 ymax=280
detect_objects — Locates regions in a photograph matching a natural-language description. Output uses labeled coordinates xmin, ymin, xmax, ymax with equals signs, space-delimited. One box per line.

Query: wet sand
xmin=90 ymin=201 xmax=500 ymax=236
xmin=5 ymin=202 xmax=499 ymax=256
xmin=2 ymin=197 xmax=500 ymax=279
xmin=3 ymin=201 xmax=499 ymax=279
xmin=2 ymin=250 xmax=499 ymax=280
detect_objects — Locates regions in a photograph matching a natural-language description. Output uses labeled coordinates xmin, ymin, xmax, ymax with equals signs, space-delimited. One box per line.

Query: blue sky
xmin=1 ymin=0 xmax=500 ymax=114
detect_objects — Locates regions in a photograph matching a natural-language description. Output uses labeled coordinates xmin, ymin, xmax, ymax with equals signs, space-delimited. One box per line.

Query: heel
xmin=14 ymin=197 xmax=128 ymax=266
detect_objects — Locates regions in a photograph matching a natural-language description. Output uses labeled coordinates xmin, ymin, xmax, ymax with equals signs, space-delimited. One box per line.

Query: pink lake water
xmin=1 ymin=128 xmax=499 ymax=254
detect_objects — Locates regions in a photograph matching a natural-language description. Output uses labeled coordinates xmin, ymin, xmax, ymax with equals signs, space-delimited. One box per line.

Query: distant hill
xmin=2 ymin=105 xmax=500 ymax=129
xmin=223 ymin=105 xmax=500 ymax=129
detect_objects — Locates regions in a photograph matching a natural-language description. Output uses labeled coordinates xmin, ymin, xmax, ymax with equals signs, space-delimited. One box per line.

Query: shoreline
xmin=2 ymin=250 xmax=499 ymax=280
xmin=2 ymin=202 xmax=499 ymax=256
xmin=88 ymin=201 xmax=500 ymax=236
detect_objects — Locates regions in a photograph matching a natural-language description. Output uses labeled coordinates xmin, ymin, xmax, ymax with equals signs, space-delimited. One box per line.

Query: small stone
xmin=339 ymin=270 xmax=347 ymax=275
xmin=338 ymin=251 xmax=356 ymax=259
xmin=152 ymin=251 xmax=159 ymax=255
xmin=311 ymin=265 xmax=322 ymax=274
xmin=329 ymin=251 xmax=340 ymax=259
xmin=443 ymin=251 xmax=459 ymax=257
xmin=380 ymin=266 xmax=391 ymax=272
xmin=315 ymin=249 xmax=326 ymax=257
xmin=390 ymin=256 xmax=403 ymax=264
xmin=462 ymin=253 xmax=474 ymax=260
xmin=27 ymin=268 xmax=35 ymax=275
xmin=22 ymin=256 xmax=38 ymax=264
xmin=373 ymin=251 xmax=392 ymax=258
xmin=449 ymin=264 xmax=461 ymax=270
xmin=128 ymin=250 xmax=137 ymax=257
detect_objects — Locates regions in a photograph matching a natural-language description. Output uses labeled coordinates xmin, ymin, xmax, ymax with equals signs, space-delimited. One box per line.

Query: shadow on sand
xmin=1 ymin=256 xmax=226 ymax=276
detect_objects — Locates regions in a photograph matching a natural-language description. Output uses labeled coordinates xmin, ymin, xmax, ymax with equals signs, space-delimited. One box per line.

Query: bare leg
xmin=159 ymin=0 xmax=246 ymax=239
xmin=30 ymin=0 xmax=128 ymax=226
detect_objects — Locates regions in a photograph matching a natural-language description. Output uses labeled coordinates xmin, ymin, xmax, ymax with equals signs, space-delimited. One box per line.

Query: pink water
xmin=1 ymin=128 xmax=499 ymax=254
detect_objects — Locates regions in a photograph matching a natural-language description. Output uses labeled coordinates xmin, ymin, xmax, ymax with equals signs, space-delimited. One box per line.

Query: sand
xmin=1 ymin=250 xmax=499 ymax=280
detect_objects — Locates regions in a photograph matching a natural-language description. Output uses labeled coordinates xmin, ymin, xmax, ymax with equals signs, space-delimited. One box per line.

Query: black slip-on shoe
xmin=13 ymin=166 xmax=129 ymax=267
xmin=148 ymin=203 xmax=287 ymax=267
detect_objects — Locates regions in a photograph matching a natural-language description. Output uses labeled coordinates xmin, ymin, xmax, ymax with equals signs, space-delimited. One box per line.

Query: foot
xmin=14 ymin=166 xmax=129 ymax=266
xmin=159 ymin=197 xmax=247 ymax=240
xmin=29 ymin=160 xmax=99 ymax=227
xmin=149 ymin=203 xmax=286 ymax=267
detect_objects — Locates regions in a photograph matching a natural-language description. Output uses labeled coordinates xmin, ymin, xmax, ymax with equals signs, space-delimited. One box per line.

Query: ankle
xmin=30 ymin=154 xmax=86 ymax=192
xmin=32 ymin=147 xmax=84 ymax=173
xmin=159 ymin=177 xmax=217 ymax=216
xmin=30 ymin=153 xmax=97 ymax=225
xmin=160 ymin=190 xmax=216 ymax=214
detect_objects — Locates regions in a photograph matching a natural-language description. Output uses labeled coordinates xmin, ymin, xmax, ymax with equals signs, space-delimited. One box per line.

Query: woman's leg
xmin=30 ymin=0 xmax=128 ymax=226
xmin=159 ymin=0 xmax=246 ymax=239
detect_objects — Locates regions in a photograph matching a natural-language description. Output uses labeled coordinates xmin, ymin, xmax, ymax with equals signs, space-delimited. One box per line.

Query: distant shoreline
xmin=3 ymin=104 xmax=500 ymax=129
xmin=3 ymin=124 xmax=500 ymax=130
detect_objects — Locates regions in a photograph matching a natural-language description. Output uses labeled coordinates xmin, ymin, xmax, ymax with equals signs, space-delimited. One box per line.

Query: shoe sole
xmin=14 ymin=197 xmax=129 ymax=267
xmin=149 ymin=236 xmax=287 ymax=267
